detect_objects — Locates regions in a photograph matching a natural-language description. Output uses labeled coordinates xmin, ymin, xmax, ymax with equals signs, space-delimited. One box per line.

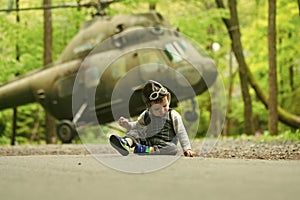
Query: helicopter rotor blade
xmin=0 ymin=0 xmax=120 ymax=13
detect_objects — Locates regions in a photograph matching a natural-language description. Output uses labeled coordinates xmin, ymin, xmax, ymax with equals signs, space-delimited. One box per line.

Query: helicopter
xmin=0 ymin=1 xmax=218 ymax=143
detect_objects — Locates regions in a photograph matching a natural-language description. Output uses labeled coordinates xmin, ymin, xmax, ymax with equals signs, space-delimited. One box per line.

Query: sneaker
xmin=134 ymin=143 xmax=151 ymax=154
xmin=109 ymin=135 xmax=130 ymax=156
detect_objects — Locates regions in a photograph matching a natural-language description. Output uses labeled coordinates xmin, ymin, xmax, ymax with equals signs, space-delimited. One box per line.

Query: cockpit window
xmin=73 ymin=33 xmax=106 ymax=55
xmin=138 ymin=50 xmax=163 ymax=64
xmin=138 ymin=50 xmax=168 ymax=81
xmin=110 ymin=56 xmax=127 ymax=79
xmin=164 ymin=40 xmax=187 ymax=63
xmin=85 ymin=66 xmax=99 ymax=88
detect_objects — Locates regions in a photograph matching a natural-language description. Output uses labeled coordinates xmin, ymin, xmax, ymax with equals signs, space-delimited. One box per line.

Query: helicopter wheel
xmin=57 ymin=120 xmax=76 ymax=143
xmin=184 ymin=111 xmax=198 ymax=122
xmin=184 ymin=98 xmax=199 ymax=122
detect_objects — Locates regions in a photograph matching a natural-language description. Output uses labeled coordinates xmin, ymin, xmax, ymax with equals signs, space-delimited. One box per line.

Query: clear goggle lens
xmin=149 ymin=87 xmax=168 ymax=101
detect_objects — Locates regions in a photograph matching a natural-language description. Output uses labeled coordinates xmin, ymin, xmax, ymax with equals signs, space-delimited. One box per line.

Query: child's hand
xmin=118 ymin=117 xmax=132 ymax=131
xmin=184 ymin=149 xmax=198 ymax=157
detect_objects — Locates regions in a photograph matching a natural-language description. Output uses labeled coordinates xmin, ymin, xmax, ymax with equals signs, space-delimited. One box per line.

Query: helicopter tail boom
xmin=0 ymin=77 xmax=35 ymax=110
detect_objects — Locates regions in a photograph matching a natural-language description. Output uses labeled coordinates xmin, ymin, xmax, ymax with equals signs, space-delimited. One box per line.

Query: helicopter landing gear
xmin=56 ymin=103 xmax=88 ymax=143
xmin=184 ymin=98 xmax=198 ymax=122
xmin=185 ymin=110 xmax=198 ymax=122
xmin=57 ymin=120 xmax=76 ymax=143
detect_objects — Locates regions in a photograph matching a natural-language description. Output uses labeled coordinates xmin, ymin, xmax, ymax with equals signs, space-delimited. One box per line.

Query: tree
xmin=216 ymin=0 xmax=300 ymax=129
xmin=44 ymin=0 xmax=56 ymax=144
xmin=268 ymin=0 xmax=278 ymax=135
xmin=215 ymin=0 xmax=254 ymax=134
xmin=298 ymin=0 xmax=300 ymax=15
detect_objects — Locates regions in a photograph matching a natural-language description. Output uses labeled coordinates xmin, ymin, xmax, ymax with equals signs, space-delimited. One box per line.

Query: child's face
xmin=150 ymin=96 xmax=170 ymax=117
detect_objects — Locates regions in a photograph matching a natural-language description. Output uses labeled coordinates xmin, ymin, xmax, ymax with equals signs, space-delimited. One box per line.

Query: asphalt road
xmin=0 ymin=155 xmax=299 ymax=200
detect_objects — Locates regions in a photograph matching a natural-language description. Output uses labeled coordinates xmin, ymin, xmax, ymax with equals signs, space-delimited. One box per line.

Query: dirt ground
xmin=1 ymin=138 xmax=300 ymax=160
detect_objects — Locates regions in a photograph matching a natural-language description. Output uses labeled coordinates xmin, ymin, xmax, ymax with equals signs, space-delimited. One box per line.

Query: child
xmin=109 ymin=80 xmax=197 ymax=157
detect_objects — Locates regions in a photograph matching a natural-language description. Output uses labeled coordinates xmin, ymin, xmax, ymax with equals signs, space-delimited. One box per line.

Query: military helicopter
xmin=0 ymin=0 xmax=218 ymax=143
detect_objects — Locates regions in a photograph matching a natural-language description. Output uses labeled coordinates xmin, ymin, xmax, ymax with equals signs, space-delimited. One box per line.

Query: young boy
xmin=109 ymin=80 xmax=197 ymax=157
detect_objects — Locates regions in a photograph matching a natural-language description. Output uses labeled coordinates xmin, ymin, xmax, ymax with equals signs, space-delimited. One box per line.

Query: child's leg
xmin=125 ymin=135 xmax=155 ymax=154
xmin=134 ymin=143 xmax=155 ymax=154
xmin=158 ymin=142 xmax=178 ymax=155
xmin=133 ymin=142 xmax=176 ymax=155
xmin=148 ymin=138 xmax=178 ymax=155
xmin=124 ymin=137 xmax=133 ymax=147
xmin=110 ymin=133 xmax=154 ymax=155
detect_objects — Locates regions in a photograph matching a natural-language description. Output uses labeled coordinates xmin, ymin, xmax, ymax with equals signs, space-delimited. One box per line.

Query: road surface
xmin=0 ymin=155 xmax=299 ymax=200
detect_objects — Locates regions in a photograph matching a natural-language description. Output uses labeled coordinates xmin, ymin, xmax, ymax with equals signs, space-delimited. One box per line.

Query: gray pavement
xmin=0 ymin=155 xmax=300 ymax=200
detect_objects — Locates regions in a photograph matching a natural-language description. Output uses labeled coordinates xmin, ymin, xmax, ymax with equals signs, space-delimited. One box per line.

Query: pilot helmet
xmin=142 ymin=80 xmax=171 ymax=108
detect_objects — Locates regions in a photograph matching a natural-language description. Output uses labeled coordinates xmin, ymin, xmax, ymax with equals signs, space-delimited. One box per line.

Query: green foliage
xmin=0 ymin=0 xmax=92 ymax=144
xmin=78 ymin=125 xmax=118 ymax=144
xmin=195 ymin=93 xmax=211 ymax=137
xmin=0 ymin=104 xmax=46 ymax=144
xmin=242 ymin=0 xmax=300 ymax=113
xmin=0 ymin=136 xmax=10 ymax=145
xmin=0 ymin=0 xmax=299 ymax=144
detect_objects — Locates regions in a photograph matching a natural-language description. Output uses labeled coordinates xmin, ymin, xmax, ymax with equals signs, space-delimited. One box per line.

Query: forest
xmin=0 ymin=0 xmax=299 ymax=145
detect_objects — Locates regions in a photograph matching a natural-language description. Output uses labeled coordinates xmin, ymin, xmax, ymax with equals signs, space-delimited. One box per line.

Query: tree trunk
xmin=11 ymin=0 xmax=20 ymax=146
xmin=44 ymin=0 xmax=56 ymax=144
xmin=297 ymin=0 xmax=300 ymax=15
xmin=215 ymin=0 xmax=300 ymax=129
xmin=288 ymin=33 xmax=294 ymax=92
xmin=11 ymin=107 xmax=17 ymax=145
xmin=268 ymin=0 xmax=278 ymax=135
xmin=216 ymin=0 xmax=254 ymax=134
xmin=223 ymin=50 xmax=237 ymax=136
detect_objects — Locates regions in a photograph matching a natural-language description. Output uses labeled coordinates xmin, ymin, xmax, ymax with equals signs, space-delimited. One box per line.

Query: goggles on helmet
xmin=149 ymin=86 xmax=169 ymax=101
